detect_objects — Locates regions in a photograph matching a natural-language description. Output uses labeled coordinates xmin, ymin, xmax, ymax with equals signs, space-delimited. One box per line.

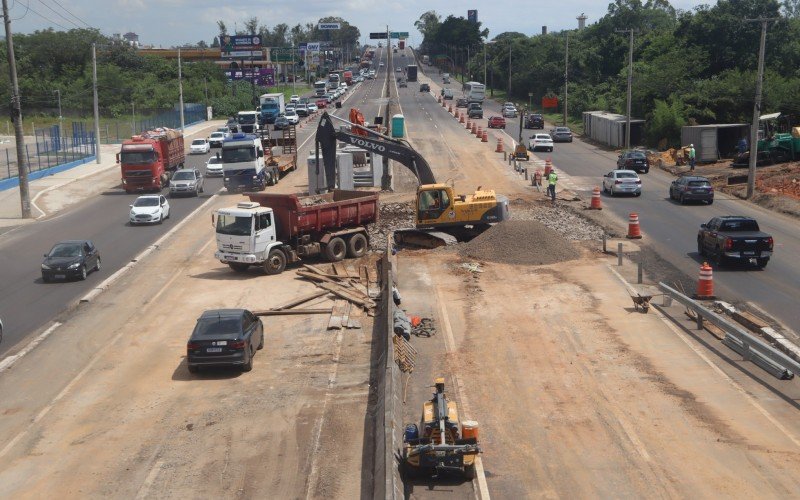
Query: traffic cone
xmin=448 ymin=105 xmax=453 ymax=113
xmin=438 ymin=96 xmax=442 ymax=103
xmin=460 ymin=114 xmax=465 ymax=124
xmin=472 ymin=123 xmax=478 ymax=135
xmin=476 ymin=126 xmax=483 ymax=138
xmin=589 ymin=186 xmax=602 ymax=209
xmin=495 ymin=138 xmax=504 ymax=152
xmin=626 ymin=213 xmax=642 ymax=239
xmin=482 ymin=130 xmax=488 ymax=142
xmin=466 ymin=119 xmax=472 ymax=130
xmin=694 ymin=262 xmax=715 ymax=299
xmin=544 ymin=164 xmax=552 ymax=177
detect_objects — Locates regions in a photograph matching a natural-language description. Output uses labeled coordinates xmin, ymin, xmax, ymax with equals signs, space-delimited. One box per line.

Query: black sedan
xmin=41 ymin=240 xmax=101 ymax=282
xmin=186 ymin=309 xmax=264 ymax=373
xmin=617 ymin=150 xmax=650 ymax=173
xmin=420 ymin=83 xmax=430 ymax=92
xmin=669 ymin=175 xmax=714 ymax=204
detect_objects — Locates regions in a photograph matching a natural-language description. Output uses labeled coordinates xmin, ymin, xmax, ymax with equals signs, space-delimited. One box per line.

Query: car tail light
xmin=724 ymin=239 xmax=733 ymax=251
xmin=615 ymin=180 xmax=622 ymax=184
xmin=230 ymin=340 xmax=246 ymax=350
xmin=187 ymin=342 xmax=199 ymax=351
xmin=767 ymin=237 xmax=774 ymax=249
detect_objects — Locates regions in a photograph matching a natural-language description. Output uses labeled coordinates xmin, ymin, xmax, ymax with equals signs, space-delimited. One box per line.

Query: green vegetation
xmin=415 ymin=0 xmax=800 ymax=148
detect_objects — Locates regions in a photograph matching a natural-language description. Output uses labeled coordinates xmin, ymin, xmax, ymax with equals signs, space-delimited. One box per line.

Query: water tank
xmin=391 ymin=114 xmax=405 ymax=138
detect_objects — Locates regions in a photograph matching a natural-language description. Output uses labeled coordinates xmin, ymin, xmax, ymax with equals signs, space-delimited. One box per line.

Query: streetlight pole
xmin=53 ymin=89 xmax=63 ymax=134
xmin=564 ymin=33 xmax=569 ymax=126
xmin=92 ymin=43 xmax=102 ymax=163
xmin=507 ymin=41 xmax=512 ymax=97
xmin=178 ymin=48 xmax=185 ymax=130
xmin=615 ymin=29 xmax=637 ymax=149
xmin=131 ymin=101 xmax=135 ymax=135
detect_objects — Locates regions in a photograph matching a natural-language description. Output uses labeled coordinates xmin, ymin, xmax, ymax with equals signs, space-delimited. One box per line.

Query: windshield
xmin=222 ymin=146 xmax=256 ymax=163
xmin=120 ymin=151 xmax=156 ymax=164
xmin=555 ymin=128 xmax=570 ymax=133
xmin=237 ymin=114 xmax=256 ymax=124
xmin=617 ymin=172 xmax=638 ymax=178
xmin=688 ymin=180 xmax=711 ymax=187
xmin=207 ymin=157 xmax=222 ymax=164
xmin=216 ymin=214 xmax=252 ymax=236
xmin=172 ymin=171 xmax=195 ymax=181
xmin=210 ymin=133 xmax=224 ymax=139
xmin=192 ymin=139 xmax=205 ymax=145
xmin=720 ymin=219 xmax=759 ymax=231
xmin=261 ymin=102 xmax=279 ymax=110
xmin=49 ymin=243 xmax=82 ymax=258
xmin=194 ymin=316 xmax=243 ymax=337
xmin=133 ymin=197 xmax=159 ymax=207
xmin=628 ymin=152 xmax=646 ymax=159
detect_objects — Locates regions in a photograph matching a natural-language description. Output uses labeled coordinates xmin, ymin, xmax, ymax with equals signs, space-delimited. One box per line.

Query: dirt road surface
xmin=0 ymin=191 xmax=376 ymax=499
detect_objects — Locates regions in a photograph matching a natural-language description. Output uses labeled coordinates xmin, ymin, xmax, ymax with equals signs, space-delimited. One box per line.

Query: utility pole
xmin=131 ymin=101 xmax=135 ymax=135
xmin=507 ymin=41 xmax=512 ymax=97
xmin=178 ymin=47 xmax=185 ymax=130
xmin=3 ymin=0 xmax=31 ymax=217
xmin=745 ymin=18 xmax=779 ymax=199
xmin=563 ymin=34 xmax=569 ymax=126
xmin=615 ymin=28 xmax=637 ymax=149
xmin=53 ymin=89 xmax=63 ymax=134
xmin=92 ymin=43 xmax=101 ymax=163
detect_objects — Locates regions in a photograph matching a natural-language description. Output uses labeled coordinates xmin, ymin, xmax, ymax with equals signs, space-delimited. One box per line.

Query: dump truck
xmin=259 ymin=126 xmax=298 ymax=185
xmin=118 ymin=128 xmax=185 ymax=193
xmin=213 ymin=190 xmax=378 ymax=275
xmin=402 ymin=378 xmax=480 ymax=479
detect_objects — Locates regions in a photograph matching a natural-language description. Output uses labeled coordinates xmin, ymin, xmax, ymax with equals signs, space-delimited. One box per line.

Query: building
xmin=681 ymin=124 xmax=749 ymax=162
xmin=123 ymin=32 xmax=139 ymax=47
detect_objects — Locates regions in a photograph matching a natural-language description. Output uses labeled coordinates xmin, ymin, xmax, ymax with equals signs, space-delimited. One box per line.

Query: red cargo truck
xmin=118 ymin=128 xmax=185 ymax=193
xmin=343 ymin=71 xmax=353 ymax=85
xmin=399 ymin=40 xmax=405 ymax=50
xmin=214 ymin=190 xmax=379 ymax=274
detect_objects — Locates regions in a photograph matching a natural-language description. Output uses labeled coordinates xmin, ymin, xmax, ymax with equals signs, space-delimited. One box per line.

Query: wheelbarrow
xmin=630 ymin=293 xmax=655 ymax=313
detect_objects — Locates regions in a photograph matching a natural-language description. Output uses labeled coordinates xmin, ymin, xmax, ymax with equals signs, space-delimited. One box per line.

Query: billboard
xmin=318 ymin=23 xmax=341 ymax=30
xmin=370 ymin=32 xmax=388 ymax=39
xmin=307 ymin=42 xmax=321 ymax=51
xmin=468 ymin=10 xmax=478 ymax=23
xmin=220 ymin=35 xmax=262 ymax=58
xmin=224 ymin=67 xmax=275 ymax=86
xmin=270 ymin=47 xmax=295 ymax=63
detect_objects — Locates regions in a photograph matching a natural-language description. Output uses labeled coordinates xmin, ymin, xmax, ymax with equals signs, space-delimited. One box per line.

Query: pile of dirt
xmin=368 ymin=201 xmax=415 ymax=250
xmin=458 ymin=219 xmax=580 ymax=266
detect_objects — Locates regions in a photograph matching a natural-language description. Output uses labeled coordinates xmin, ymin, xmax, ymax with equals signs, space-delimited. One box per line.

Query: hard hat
xmin=690 ymin=144 xmax=694 ymax=147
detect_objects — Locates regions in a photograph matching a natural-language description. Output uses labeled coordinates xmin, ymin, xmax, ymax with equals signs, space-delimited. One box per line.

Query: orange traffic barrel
xmin=695 ymin=262 xmax=715 ymax=299
xmin=461 ymin=420 xmax=480 ymax=441
xmin=448 ymin=105 xmax=453 ymax=113
xmin=482 ymin=130 xmax=488 ymax=142
xmin=544 ymin=164 xmax=552 ymax=177
xmin=476 ymin=126 xmax=483 ymax=138
xmin=496 ymin=138 xmax=504 ymax=152
xmin=590 ymin=186 xmax=602 ymax=209
xmin=626 ymin=213 xmax=642 ymax=239
xmin=466 ymin=119 xmax=472 ymax=130
xmin=471 ymin=123 xmax=478 ymax=135
xmin=460 ymin=114 xmax=465 ymax=124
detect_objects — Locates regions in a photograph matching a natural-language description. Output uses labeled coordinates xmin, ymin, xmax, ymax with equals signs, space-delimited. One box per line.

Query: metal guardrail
xmin=658 ymin=282 xmax=799 ymax=380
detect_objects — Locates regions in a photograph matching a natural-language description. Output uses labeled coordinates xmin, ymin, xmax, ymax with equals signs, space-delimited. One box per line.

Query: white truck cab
xmin=214 ymin=202 xmax=281 ymax=272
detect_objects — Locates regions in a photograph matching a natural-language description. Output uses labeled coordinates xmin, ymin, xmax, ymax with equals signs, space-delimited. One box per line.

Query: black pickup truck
xmin=697 ymin=216 xmax=774 ymax=268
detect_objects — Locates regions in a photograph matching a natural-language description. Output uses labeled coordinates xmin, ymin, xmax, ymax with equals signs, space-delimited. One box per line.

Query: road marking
xmin=433 ymin=280 xmax=491 ymax=500
xmin=0 ymin=322 xmax=61 ymax=372
xmin=607 ymin=265 xmax=800 ymax=449
xmin=135 ymin=460 xmax=164 ymax=499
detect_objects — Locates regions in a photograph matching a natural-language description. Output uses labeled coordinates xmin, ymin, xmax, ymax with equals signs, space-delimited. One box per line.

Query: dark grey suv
xmin=669 ymin=176 xmax=714 ymax=205
xmin=186 ymin=309 xmax=264 ymax=373
xmin=467 ymin=103 xmax=483 ymax=119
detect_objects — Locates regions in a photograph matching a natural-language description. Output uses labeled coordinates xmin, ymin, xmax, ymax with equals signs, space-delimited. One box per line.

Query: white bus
xmin=314 ymin=80 xmax=327 ymax=96
xmin=463 ymin=81 xmax=485 ymax=104
xmin=327 ymin=72 xmax=341 ymax=91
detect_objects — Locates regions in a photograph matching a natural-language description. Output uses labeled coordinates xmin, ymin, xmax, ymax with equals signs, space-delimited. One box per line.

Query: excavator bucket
xmin=393 ymin=229 xmax=457 ymax=249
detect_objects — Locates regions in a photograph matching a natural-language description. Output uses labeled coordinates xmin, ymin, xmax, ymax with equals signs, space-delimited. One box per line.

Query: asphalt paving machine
xmin=402 ymin=378 xmax=481 ymax=479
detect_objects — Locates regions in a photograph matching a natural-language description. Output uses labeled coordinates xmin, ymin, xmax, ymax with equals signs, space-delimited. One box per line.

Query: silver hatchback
xmin=602 ymin=169 xmax=642 ymax=197
xmin=170 ymin=168 xmax=204 ymax=197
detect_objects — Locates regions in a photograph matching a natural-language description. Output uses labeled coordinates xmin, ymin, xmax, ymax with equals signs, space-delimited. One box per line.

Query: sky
xmin=9 ymin=0 xmax=711 ymax=47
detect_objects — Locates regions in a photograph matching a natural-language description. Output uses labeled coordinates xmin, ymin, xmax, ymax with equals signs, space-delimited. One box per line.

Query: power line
xmin=43 ymin=0 xmax=92 ymax=29
xmin=34 ymin=0 xmax=83 ymax=29
xmin=23 ymin=1 xmax=71 ymax=30
xmin=9 ymin=0 xmax=29 ymax=21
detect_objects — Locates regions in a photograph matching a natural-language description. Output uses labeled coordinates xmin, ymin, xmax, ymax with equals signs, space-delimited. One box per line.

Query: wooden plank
xmin=328 ymin=300 xmax=346 ymax=330
xmin=340 ymin=302 xmax=351 ymax=330
xmin=254 ymin=309 xmax=332 ymax=316
xmin=272 ymin=290 xmax=328 ymax=311
xmin=359 ymin=265 xmax=369 ymax=285
xmin=301 ymin=264 xmax=342 ymax=280
xmin=316 ymin=282 xmax=375 ymax=309
xmin=333 ymin=262 xmax=349 ymax=277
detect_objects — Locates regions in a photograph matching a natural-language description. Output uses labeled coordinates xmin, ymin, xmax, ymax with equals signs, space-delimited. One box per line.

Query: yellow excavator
xmin=315 ymin=111 xmax=509 ymax=247
xmin=402 ymin=378 xmax=481 ymax=478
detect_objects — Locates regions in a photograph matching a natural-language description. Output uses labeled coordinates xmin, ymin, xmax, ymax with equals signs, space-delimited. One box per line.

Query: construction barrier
xmin=448 ymin=105 xmax=453 ymax=113
xmin=471 ymin=123 xmax=477 ymax=135
xmin=482 ymin=130 xmax=488 ymax=142
xmin=495 ymin=138 xmax=504 ymax=153
xmin=438 ymin=96 xmax=442 ymax=103
xmin=460 ymin=114 xmax=465 ymax=124
xmin=476 ymin=126 xmax=483 ymax=138
xmin=590 ymin=186 xmax=602 ymax=210
xmin=694 ymin=262 xmax=715 ymax=299
xmin=544 ymin=164 xmax=552 ymax=177
xmin=626 ymin=213 xmax=643 ymax=239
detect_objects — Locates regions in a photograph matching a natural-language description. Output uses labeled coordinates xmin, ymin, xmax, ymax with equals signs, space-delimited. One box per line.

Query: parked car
xmin=289 ymin=95 xmax=300 ymax=104
xmin=456 ymin=98 xmax=468 ymax=108
xmin=617 ymin=150 xmax=650 ymax=173
xmin=697 ymin=216 xmax=773 ymax=268
xmin=550 ymin=127 xmax=573 ymax=143
xmin=315 ymin=98 xmax=328 ymax=109
xmin=190 ymin=138 xmax=210 ymax=154
xmin=209 ymin=131 xmax=227 ymax=148
xmin=205 ymin=154 xmax=223 ymax=177
xmin=669 ymin=176 xmax=714 ymax=205
xmin=524 ymin=113 xmax=544 ymax=129
xmin=602 ymin=169 xmax=642 ymax=197
xmin=467 ymin=103 xmax=483 ymax=119
xmin=307 ymin=103 xmax=318 ymax=113
xmin=186 ymin=309 xmax=265 ymax=373
xmin=169 ymin=168 xmax=204 ymax=197
xmin=41 ymin=240 xmax=101 ymax=282
xmin=129 ymin=194 xmax=170 ymax=225
xmin=273 ymin=115 xmax=291 ymax=130
xmin=502 ymin=106 xmax=518 ymax=118
xmin=284 ymin=110 xmax=300 ymax=125
xmin=295 ymin=103 xmax=309 ymax=117
xmin=487 ymin=116 xmax=506 ymax=129
xmin=529 ymin=133 xmax=554 ymax=152
xmin=420 ymin=83 xmax=430 ymax=92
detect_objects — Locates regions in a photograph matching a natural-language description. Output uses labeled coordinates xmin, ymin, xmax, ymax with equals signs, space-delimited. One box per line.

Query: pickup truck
xmin=467 ymin=103 xmax=483 ymax=119
xmin=697 ymin=216 xmax=774 ymax=268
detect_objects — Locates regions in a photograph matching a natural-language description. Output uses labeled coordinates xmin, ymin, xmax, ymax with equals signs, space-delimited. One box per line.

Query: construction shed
xmin=582 ymin=111 xmax=645 ymax=148
xmin=681 ymin=124 xmax=749 ymax=162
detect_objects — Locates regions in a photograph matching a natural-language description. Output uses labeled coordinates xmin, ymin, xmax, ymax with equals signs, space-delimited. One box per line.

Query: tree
xmin=217 ymin=21 xmax=227 ymax=37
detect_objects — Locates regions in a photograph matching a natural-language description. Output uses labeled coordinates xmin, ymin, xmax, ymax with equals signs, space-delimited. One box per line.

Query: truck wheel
xmin=228 ymin=262 xmax=250 ymax=273
xmin=325 ymin=237 xmax=347 ymax=262
xmin=263 ymin=249 xmax=286 ymax=275
xmin=347 ymin=233 xmax=368 ymax=258
xmin=464 ymin=463 xmax=477 ymax=480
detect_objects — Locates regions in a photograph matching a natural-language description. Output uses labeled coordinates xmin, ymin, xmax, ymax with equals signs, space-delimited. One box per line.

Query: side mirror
xmin=129 ymin=204 xmax=133 ymax=208
xmin=43 ymin=253 xmax=48 ymax=258
xmin=700 ymin=223 xmax=707 ymax=228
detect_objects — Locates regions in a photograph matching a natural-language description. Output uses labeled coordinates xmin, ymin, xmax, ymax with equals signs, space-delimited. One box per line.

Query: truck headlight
xmin=68 ymin=262 xmax=80 ymax=269
xmin=252 ymin=175 xmax=258 ymax=179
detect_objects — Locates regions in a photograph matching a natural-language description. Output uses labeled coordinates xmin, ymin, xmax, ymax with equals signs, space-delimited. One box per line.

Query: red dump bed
xmin=247 ymin=190 xmax=378 ymax=242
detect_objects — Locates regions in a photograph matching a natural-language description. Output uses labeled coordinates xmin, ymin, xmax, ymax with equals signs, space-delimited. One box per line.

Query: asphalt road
xmin=424 ymin=65 xmax=800 ymax=332
xmin=0 ymin=60 xmax=390 ymax=356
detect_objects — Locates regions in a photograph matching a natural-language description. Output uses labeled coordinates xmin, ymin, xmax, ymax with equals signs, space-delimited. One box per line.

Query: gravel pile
xmin=509 ymin=199 xmax=604 ymax=241
xmin=458 ymin=219 xmax=580 ymax=266
xmin=368 ymin=201 xmax=415 ymax=250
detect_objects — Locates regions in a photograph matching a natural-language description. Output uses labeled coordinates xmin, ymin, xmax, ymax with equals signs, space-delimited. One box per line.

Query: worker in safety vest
xmin=547 ymin=169 xmax=558 ymax=205
xmin=688 ymin=144 xmax=696 ymax=171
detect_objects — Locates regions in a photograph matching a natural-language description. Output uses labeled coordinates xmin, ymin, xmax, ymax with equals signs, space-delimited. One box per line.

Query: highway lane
xmin=420 ymin=65 xmax=800 ymax=332
xmin=0 ymin=54 xmax=390 ymax=356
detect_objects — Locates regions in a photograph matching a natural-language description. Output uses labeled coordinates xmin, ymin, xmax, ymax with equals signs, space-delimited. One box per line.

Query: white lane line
xmin=135 ymin=460 xmax=164 ymax=500
xmin=433 ymin=280 xmax=491 ymax=500
xmin=0 ymin=322 xmax=61 ymax=372
xmin=0 ymin=267 xmax=186 ymax=460
xmin=607 ymin=265 xmax=800 ymax=449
